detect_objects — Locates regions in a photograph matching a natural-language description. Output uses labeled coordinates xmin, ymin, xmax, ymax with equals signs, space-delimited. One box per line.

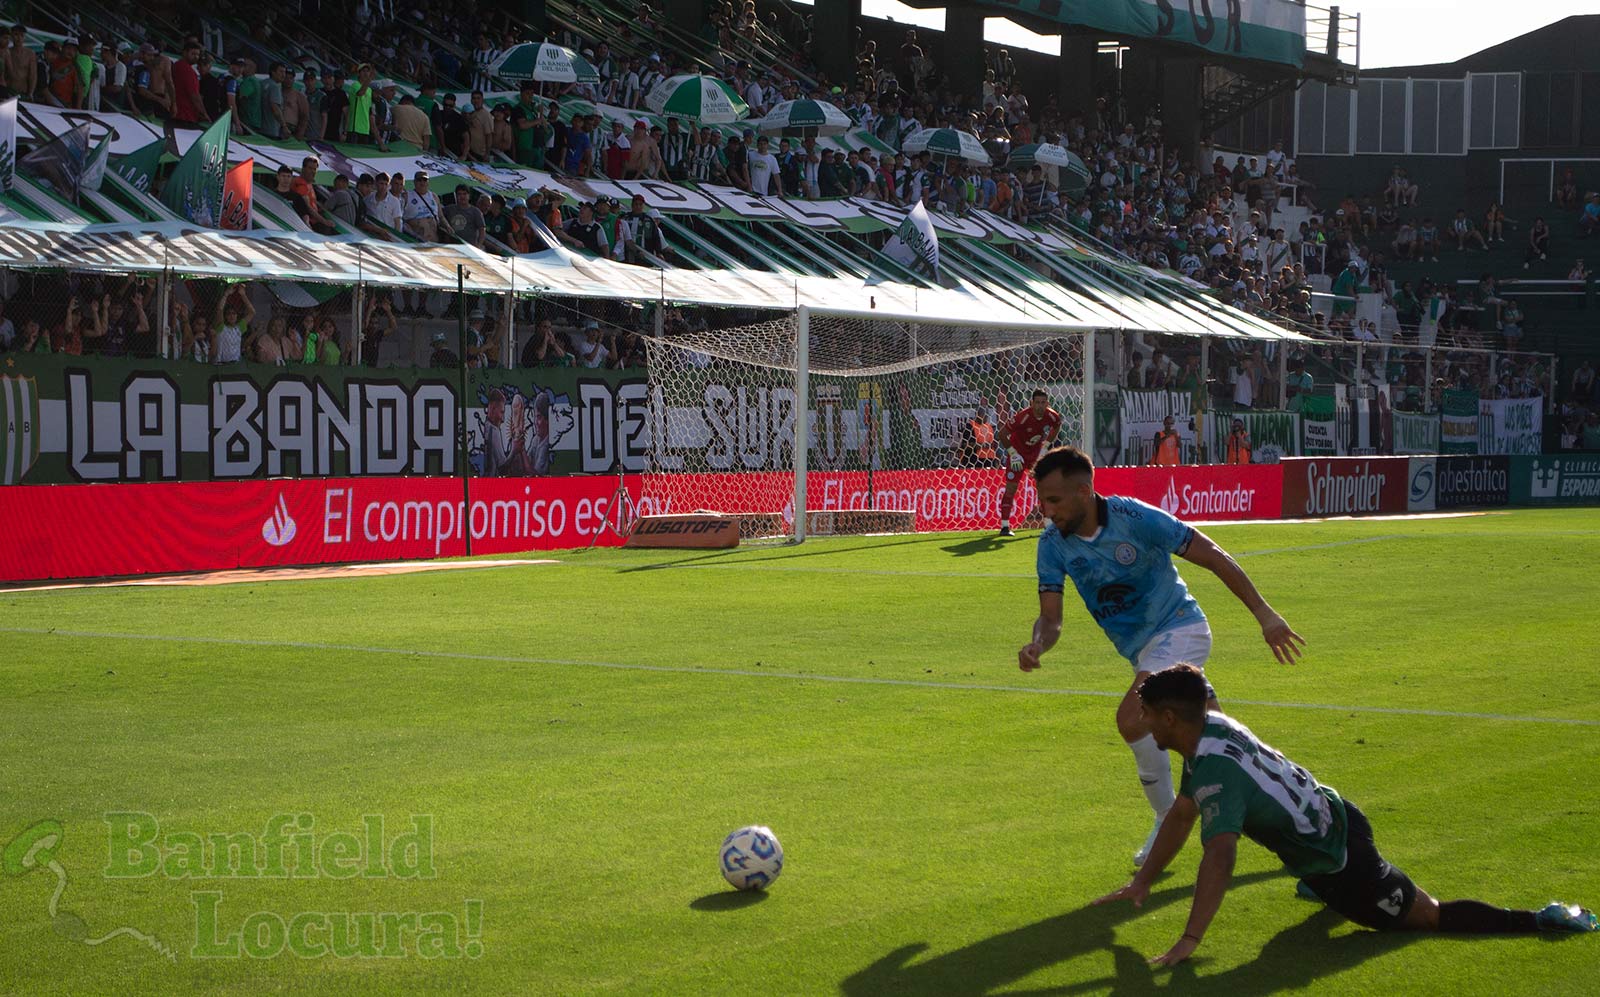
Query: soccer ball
xmin=720 ymin=826 xmax=783 ymax=891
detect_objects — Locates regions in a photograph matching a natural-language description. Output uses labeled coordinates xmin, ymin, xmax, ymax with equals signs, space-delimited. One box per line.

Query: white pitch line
xmin=5 ymin=627 xmax=1597 ymax=728
xmin=606 ymin=535 xmax=1406 ymax=579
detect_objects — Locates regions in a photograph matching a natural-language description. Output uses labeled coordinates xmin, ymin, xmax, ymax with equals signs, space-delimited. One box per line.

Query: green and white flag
xmin=2 ymin=373 xmax=40 ymax=486
xmin=1441 ymin=389 xmax=1479 ymax=454
xmin=162 ymin=113 xmax=231 ymax=226
xmin=883 ymin=201 xmax=940 ymax=280
xmin=113 ymin=138 xmax=166 ymax=194
xmin=1300 ymin=394 xmax=1336 ymax=456
xmin=0 ymin=97 xmax=15 ymax=194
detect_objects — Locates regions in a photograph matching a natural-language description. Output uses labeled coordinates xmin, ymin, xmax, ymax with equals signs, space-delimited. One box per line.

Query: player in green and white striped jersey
xmin=1095 ymin=665 xmax=1596 ymax=966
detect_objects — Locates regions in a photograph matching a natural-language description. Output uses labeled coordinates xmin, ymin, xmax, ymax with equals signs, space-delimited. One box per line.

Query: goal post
xmin=642 ymin=304 xmax=1093 ymax=542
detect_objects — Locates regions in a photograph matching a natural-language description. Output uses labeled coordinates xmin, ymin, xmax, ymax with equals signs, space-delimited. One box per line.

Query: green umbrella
xmin=645 ymin=74 xmax=750 ymax=124
xmin=1008 ymin=144 xmax=1092 ymax=198
xmin=901 ymin=127 xmax=990 ymax=166
xmin=486 ymin=42 xmax=599 ymax=85
xmin=755 ymin=99 xmax=852 ymax=137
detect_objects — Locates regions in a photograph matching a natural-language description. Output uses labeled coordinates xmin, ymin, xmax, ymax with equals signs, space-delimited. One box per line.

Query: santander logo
xmin=1155 ymin=474 xmax=1259 ymax=518
xmin=1159 ymin=478 xmax=1181 ymax=515
xmin=261 ymin=494 xmax=298 ymax=547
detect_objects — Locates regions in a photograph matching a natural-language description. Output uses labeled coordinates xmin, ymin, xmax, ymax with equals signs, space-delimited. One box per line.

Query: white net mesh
xmin=642 ymin=311 xmax=1087 ymax=540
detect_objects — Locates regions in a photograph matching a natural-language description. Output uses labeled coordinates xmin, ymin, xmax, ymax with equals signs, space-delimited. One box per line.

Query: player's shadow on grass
xmin=613 ymin=533 xmax=954 ymax=573
xmin=941 ymin=534 xmax=1023 ymax=557
xmin=688 ymin=889 xmax=770 ymax=912
xmin=840 ymin=871 xmax=1398 ymax=996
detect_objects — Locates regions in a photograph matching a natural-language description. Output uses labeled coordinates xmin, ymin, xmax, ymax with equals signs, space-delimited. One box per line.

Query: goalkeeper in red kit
xmin=995 ymin=389 xmax=1064 ymax=536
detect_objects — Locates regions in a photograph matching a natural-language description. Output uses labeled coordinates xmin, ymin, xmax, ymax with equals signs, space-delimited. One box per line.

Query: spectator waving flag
xmin=0 ymin=97 xmax=15 ymax=194
xmin=221 ymin=158 xmax=253 ymax=231
xmin=163 ymin=113 xmax=232 ymax=227
xmin=883 ymin=201 xmax=940 ymax=281
xmin=113 ymin=139 xmax=166 ymax=194
xmin=19 ymin=124 xmax=92 ymax=202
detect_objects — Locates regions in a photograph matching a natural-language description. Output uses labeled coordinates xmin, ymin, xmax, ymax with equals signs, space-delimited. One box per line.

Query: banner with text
xmin=1206 ymin=407 xmax=1301 ymax=464
xmin=1118 ymin=389 xmax=1197 ymax=463
xmin=1392 ymin=411 xmax=1441 ymax=455
xmin=1300 ymin=394 xmax=1337 ymax=456
xmin=1510 ymin=455 xmax=1600 ymax=504
xmin=0 ymin=474 xmax=637 ymax=582
xmin=1477 ymin=396 xmax=1543 ymax=455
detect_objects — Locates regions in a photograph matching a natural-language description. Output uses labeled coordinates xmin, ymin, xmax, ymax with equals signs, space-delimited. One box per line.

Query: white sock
xmin=1129 ymin=734 xmax=1175 ymax=821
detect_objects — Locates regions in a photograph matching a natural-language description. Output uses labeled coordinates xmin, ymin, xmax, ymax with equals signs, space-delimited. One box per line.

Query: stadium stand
xmin=0 ymin=2 xmax=1587 ymax=449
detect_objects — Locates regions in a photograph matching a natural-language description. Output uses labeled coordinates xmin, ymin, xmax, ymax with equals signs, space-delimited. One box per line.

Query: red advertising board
xmin=0 ymin=476 xmax=637 ymax=583
xmin=1279 ymin=458 xmax=1410 ymax=518
xmin=1094 ymin=465 xmax=1284 ymax=522
xmin=2 ymin=464 xmax=1289 ymax=583
xmin=658 ymin=464 xmax=1284 ymax=533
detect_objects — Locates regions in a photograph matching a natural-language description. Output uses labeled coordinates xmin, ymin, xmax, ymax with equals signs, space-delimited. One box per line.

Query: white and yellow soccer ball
xmin=720 ymin=826 xmax=783 ymax=891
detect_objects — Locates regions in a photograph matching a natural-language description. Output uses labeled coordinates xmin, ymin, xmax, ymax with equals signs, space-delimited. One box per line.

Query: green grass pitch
xmin=1 ymin=508 xmax=1597 ymax=994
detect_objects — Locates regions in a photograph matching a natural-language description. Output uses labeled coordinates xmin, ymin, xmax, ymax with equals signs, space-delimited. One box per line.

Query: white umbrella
xmin=901 ymin=127 xmax=990 ymax=166
xmin=755 ymin=99 xmax=853 ymax=137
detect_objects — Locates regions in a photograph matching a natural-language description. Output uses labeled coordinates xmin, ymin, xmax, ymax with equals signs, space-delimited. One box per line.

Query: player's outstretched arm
xmin=1180 ymin=531 xmax=1306 ymax=664
xmin=1151 ymin=832 xmax=1237 ymax=967
xmin=1018 ymin=591 xmax=1063 ymax=672
xmin=1093 ymin=794 xmax=1197 ymax=909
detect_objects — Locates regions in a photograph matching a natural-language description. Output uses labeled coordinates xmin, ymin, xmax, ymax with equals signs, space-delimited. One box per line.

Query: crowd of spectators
xmin=0 ymin=267 xmax=683 ymax=377
xmin=1 ymin=1 xmax=1596 ymax=430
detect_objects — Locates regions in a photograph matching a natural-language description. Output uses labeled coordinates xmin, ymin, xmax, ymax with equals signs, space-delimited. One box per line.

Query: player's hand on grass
xmin=1257 ymin=611 xmax=1306 ymax=665
xmin=1091 ymin=879 xmax=1149 ymax=908
xmin=1018 ymin=642 xmax=1044 ymax=672
xmin=1149 ymin=934 xmax=1199 ymax=967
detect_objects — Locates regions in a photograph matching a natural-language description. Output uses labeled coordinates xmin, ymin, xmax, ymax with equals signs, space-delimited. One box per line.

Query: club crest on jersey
xmin=1114 ymin=542 xmax=1137 ymax=565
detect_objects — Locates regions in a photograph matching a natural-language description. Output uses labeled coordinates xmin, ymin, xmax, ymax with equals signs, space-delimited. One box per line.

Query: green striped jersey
xmin=1179 ymin=712 xmax=1349 ymax=877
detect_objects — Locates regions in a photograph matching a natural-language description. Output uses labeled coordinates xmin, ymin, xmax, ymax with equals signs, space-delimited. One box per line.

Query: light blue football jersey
xmin=1036 ymin=494 xmax=1207 ymax=661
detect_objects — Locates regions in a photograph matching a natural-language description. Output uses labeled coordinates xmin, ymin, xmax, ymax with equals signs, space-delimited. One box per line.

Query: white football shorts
xmin=1133 ymin=621 xmax=1213 ymax=676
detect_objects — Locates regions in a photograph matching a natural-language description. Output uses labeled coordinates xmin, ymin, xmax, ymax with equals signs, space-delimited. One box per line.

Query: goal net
xmin=642 ymin=308 xmax=1088 ymax=541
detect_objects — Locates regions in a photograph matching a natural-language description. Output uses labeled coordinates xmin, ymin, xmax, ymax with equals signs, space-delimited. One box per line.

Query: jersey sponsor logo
xmin=1192 ymin=783 xmax=1222 ymax=804
xmin=1114 ymin=542 xmax=1137 ymax=565
xmin=1092 ymin=582 xmax=1141 ymax=620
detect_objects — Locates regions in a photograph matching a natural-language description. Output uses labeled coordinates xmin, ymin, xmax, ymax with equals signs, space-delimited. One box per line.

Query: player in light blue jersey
xmin=1017 ymin=446 xmax=1305 ymax=865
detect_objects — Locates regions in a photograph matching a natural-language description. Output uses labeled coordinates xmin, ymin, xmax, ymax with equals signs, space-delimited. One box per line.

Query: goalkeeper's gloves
xmin=1008 ymin=451 xmax=1025 ymax=471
